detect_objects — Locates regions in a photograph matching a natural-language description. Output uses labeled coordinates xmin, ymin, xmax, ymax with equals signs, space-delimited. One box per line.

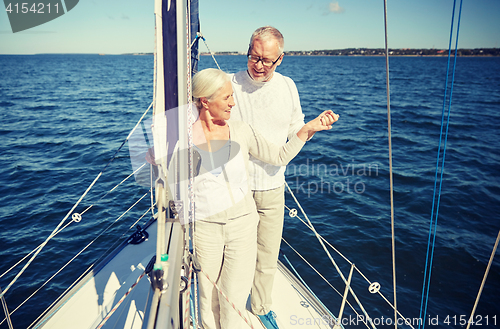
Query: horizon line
xmin=1 ymin=47 xmax=499 ymax=56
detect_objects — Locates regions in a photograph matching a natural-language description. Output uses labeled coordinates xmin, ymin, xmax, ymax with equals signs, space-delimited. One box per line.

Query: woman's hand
xmin=297 ymin=110 xmax=340 ymax=141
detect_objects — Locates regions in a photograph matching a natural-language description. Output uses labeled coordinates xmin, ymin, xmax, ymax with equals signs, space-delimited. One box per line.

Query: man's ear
xmin=276 ymin=53 xmax=284 ymax=67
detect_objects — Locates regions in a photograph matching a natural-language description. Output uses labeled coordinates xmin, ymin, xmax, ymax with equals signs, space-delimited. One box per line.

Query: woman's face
xmin=205 ymin=81 xmax=235 ymax=121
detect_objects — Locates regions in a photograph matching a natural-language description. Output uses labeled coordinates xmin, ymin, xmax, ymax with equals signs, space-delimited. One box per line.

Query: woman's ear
xmin=200 ymin=97 xmax=209 ymax=109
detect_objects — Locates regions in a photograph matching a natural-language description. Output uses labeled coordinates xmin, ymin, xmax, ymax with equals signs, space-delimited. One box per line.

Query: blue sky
xmin=1 ymin=0 xmax=499 ymax=54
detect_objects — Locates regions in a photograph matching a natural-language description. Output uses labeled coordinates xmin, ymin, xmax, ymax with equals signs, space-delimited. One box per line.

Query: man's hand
xmin=297 ymin=110 xmax=340 ymax=141
xmin=319 ymin=110 xmax=339 ymax=129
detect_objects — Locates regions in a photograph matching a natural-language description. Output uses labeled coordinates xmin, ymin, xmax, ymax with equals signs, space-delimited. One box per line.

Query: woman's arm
xmin=246 ymin=124 xmax=305 ymax=166
xmin=245 ymin=110 xmax=339 ymax=166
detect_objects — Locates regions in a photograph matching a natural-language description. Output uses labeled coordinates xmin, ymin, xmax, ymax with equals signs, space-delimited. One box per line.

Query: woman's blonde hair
xmin=192 ymin=68 xmax=229 ymax=109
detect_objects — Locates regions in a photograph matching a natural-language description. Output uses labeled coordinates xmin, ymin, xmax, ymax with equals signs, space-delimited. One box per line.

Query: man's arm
xmin=285 ymin=77 xmax=307 ymax=140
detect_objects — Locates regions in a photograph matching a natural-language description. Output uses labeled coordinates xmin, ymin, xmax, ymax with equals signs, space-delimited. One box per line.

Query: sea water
xmin=0 ymin=54 xmax=499 ymax=328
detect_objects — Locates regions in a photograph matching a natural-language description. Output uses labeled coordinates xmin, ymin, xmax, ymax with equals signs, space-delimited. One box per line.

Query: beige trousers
xmin=195 ymin=212 xmax=258 ymax=329
xmin=250 ymin=185 xmax=285 ymax=315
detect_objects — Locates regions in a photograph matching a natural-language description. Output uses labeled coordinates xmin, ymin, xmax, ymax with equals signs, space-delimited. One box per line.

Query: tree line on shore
xmin=201 ymin=48 xmax=499 ymax=57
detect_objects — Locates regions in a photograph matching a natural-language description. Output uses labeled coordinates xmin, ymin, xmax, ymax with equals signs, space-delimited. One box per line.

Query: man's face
xmin=247 ymin=37 xmax=283 ymax=82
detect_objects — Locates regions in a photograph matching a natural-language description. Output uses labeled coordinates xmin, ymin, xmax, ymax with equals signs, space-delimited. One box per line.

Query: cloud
xmin=328 ymin=1 xmax=345 ymax=14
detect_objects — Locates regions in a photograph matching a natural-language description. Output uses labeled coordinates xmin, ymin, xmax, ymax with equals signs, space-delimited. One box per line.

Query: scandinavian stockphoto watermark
xmin=285 ymin=159 xmax=379 ymax=197
xmin=4 ymin=0 xmax=79 ymax=33
xmin=290 ymin=314 xmax=498 ymax=327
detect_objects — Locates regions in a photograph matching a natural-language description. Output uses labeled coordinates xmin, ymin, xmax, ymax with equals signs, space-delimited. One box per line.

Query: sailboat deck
xmin=32 ymin=219 xmax=336 ymax=329
xmin=246 ymin=261 xmax=336 ymax=329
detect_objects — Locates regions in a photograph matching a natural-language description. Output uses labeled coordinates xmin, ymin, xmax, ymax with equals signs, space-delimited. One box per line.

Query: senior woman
xmin=191 ymin=68 xmax=338 ymax=329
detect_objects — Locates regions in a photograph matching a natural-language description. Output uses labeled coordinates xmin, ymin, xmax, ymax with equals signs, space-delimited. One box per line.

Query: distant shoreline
xmin=2 ymin=48 xmax=498 ymax=56
xmin=201 ymin=48 xmax=500 ymax=57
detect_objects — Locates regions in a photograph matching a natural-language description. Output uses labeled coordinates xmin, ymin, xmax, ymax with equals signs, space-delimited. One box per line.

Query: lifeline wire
xmin=419 ymin=1 xmax=463 ymax=328
xmin=466 ymin=230 xmax=500 ymax=329
xmin=284 ymin=204 xmax=416 ymax=329
xmin=0 ymin=288 xmax=13 ymax=329
xmin=0 ymin=167 xmax=147 ymax=284
xmin=0 ymin=102 xmax=153 ymax=299
xmin=9 ymin=198 xmax=152 ymax=329
xmin=284 ymin=182 xmax=376 ymax=329
xmin=382 ymin=0 xmax=397 ymax=327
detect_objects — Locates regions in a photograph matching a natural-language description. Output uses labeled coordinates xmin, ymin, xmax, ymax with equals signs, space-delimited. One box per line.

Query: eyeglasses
xmin=247 ymin=53 xmax=282 ymax=67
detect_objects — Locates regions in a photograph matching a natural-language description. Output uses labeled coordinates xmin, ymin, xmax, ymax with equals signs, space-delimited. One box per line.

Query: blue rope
xmin=418 ymin=1 xmax=463 ymax=328
xmin=190 ymin=282 xmax=198 ymax=328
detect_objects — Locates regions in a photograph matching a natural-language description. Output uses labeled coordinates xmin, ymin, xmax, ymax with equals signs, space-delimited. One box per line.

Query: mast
xmin=149 ymin=0 xmax=198 ymax=327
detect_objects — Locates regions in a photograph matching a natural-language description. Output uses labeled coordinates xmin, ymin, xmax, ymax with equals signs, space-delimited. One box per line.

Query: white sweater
xmin=193 ymin=120 xmax=305 ymax=223
xmin=230 ymin=70 xmax=306 ymax=191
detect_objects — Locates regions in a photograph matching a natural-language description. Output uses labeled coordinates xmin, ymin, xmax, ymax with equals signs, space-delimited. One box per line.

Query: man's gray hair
xmin=248 ymin=26 xmax=284 ymax=54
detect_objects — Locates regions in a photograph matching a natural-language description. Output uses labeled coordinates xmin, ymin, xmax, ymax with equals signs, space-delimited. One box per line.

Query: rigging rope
xmin=185 ymin=4 xmax=201 ymax=327
xmin=95 ymin=271 xmax=147 ymax=329
xmin=183 ymin=262 xmax=194 ymax=329
xmin=3 ymin=199 xmax=152 ymax=329
xmin=466 ymin=230 xmax=500 ymax=329
xmin=195 ymin=32 xmax=221 ymax=70
xmin=280 ymin=242 xmax=361 ymax=326
xmin=186 ymin=0 xmax=195 ymax=227
xmin=0 ymin=175 xmax=148 ymax=284
xmin=198 ymin=267 xmax=255 ymax=329
xmin=80 ymin=163 xmax=147 ymax=216
xmin=188 ymin=30 xmax=224 ymax=326
xmin=0 ymin=103 xmax=153 ymax=299
xmin=0 ymin=288 xmax=13 ymax=329
xmin=283 ymin=205 xmax=416 ymax=329
xmin=419 ymin=1 xmax=463 ymax=328
xmin=284 ymin=182 xmax=376 ymax=329
xmin=382 ymin=1 xmax=397 ymax=328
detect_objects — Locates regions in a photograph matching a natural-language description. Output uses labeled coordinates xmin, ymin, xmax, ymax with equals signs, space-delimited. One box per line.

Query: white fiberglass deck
xmin=247 ymin=262 xmax=336 ymax=329
xmin=32 ymin=219 xmax=336 ymax=329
